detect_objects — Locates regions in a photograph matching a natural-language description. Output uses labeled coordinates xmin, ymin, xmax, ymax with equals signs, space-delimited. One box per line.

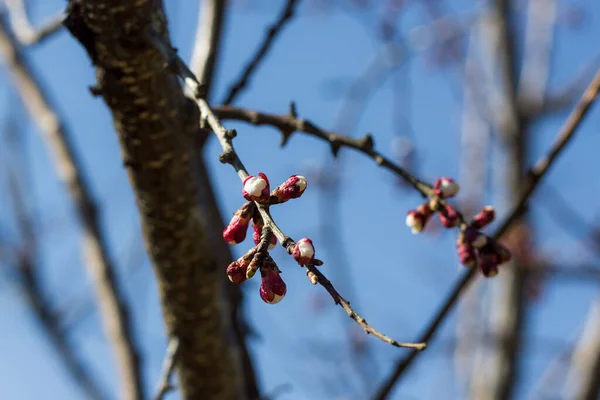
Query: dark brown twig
xmin=221 ymin=0 xmax=300 ymax=105
xmin=373 ymin=68 xmax=600 ymax=400
xmin=212 ymin=105 xmax=431 ymax=195
xmin=154 ymin=35 xmax=426 ymax=351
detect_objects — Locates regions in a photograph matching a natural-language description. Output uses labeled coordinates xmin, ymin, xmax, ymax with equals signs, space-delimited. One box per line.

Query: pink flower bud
xmin=479 ymin=252 xmax=500 ymax=277
xmin=433 ymin=177 xmax=460 ymax=199
xmin=293 ymin=238 xmax=315 ymax=265
xmin=472 ymin=206 xmax=495 ymax=229
xmin=226 ymin=261 xmax=247 ymax=284
xmin=438 ymin=204 xmax=459 ymax=228
xmin=272 ymin=175 xmax=307 ymax=203
xmin=260 ymin=269 xmax=287 ymax=304
xmin=457 ymin=242 xmax=476 ymax=267
xmin=223 ymin=203 xmax=254 ymax=244
xmin=406 ymin=210 xmax=425 ymax=234
xmin=242 ymin=173 xmax=270 ymax=203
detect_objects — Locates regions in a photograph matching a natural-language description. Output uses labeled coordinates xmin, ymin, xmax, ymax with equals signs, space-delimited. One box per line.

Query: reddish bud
xmin=260 ymin=269 xmax=287 ymax=304
xmin=293 ymin=238 xmax=315 ymax=265
xmin=438 ymin=204 xmax=459 ymax=228
xmin=242 ymin=173 xmax=270 ymax=203
xmin=272 ymin=175 xmax=307 ymax=203
xmin=472 ymin=206 xmax=495 ymax=229
xmin=479 ymin=252 xmax=500 ymax=277
xmin=457 ymin=242 xmax=476 ymax=267
xmin=406 ymin=204 xmax=433 ymax=234
xmin=226 ymin=261 xmax=248 ymax=284
xmin=223 ymin=203 xmax=254 ymax=244
xmin=433 ymin=177 xmax=460 ymax=199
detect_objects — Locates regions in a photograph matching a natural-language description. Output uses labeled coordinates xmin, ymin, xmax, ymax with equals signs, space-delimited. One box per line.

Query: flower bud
xmin=433 ymin=177 xmax=460 ymax=199
xmin=242 ymin=172 xmax=270 ymax=203
xmin=406 ymin=203 xmax=433 ymax=234
xmin=272 ymin=175 xmax=307 ymax=203
xmin=226 ymin=261 xmax=247 ymax=284
xmin=438 ymin=204 xmax=459 ymax=228
xmin=260 ymin=269 xmax=287 ymax=304
xmin=293 ymin=238 xmax=315 ymax=265
xmin=472 ymin=206 xmax=495 ymax=229
xmin=479 ymin=252 xmax=500 ymax=277
xmin=457 ymin=242 xmax=476 ymax=267
xmin=223 ymin=202 xmax=254 ymax=244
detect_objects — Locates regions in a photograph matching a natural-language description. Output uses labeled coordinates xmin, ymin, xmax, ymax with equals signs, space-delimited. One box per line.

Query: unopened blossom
xmin=226 ymin=249 xmax=256 ymax=283
xmin=242 ymin=172 xmax=270 ymax=203
xmin=259 ymin=265 xmax=287 ymax=304
xmin=226 ymin=260 xmax=248 ymax=284
xmin=433 ymin=177 xmax=460 ymax=199
xmin=438 ymin=203 xmax=459 ymax=228
xmin=472 ymin=206 xmax=495 ymax=229
xmin=272 ymin=175 xmax=307 ymax=203
xmin=223 ymin=202 xmax=254 ymax=244
xmin=479 ymin=252 xmax=500 ymax=277
xmin=457 ymin=242 xmax=476 ymax=267
xmin=405 ymin=203 xmax=433 ymax=234
xmin=293 ymin=238 xmax=315 ymax=265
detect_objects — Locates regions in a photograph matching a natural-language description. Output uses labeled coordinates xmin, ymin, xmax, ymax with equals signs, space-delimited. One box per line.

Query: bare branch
xmin=373 ymin=68 xmax=600 ymax=400
xmin=153 ymin=337 xmax=180 ymax=400
xmin=212 ymin=105 xmax=432 ymax=195
xmin=0 ymin=17 xmax=144 ymax=400
xmin=155 ymin=35 xmax=426 ymax=352
xmin=189 ymin=0 xmax=227 ymax=100
xmin=221 ymin=0 xmax=300 ymax=105
xmin=2 ymin=0 xmax=64 ymax=45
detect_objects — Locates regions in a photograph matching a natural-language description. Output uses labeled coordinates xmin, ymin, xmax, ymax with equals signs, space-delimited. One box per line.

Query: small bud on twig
xmin=242 ymin=172 xmax=271 ymax=203
xmin=293 ymin=238 xmax=315 ymax=265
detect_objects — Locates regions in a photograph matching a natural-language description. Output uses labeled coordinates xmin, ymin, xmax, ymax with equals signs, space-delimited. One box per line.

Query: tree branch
xmin=2 ymin=0 xmax=65 ymax=45
xmin=0 ymin=15 xmax=144 ymax=400
xmin=153 ymin=337 xmax=180 ymax=400
xmin=221 ymin=0 xmax=300 ymax=105
xmin=373 ymin=68 xmax=600 ymax=400
xmin=156 ymin=35 xmax=426 ymax=351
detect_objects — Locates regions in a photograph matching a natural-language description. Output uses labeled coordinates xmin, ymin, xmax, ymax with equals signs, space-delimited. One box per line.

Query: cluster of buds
xmin=457 ymin=207 xmax=511 ymax=276
xmin=405 ymin=178 xmax=461 ymax=233
xmin=223 ymin=172 xmax=314 ymax=304
xmin=405 ymin=177 xmax=512 ymax=277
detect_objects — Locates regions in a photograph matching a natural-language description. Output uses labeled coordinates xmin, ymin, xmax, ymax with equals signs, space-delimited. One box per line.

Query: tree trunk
xmin=65 ymin=1 xmax=244 ymax=398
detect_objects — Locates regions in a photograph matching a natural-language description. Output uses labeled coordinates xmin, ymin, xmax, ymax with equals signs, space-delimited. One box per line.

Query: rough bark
xmin=64 ymin=1 xmax=244 ymax=399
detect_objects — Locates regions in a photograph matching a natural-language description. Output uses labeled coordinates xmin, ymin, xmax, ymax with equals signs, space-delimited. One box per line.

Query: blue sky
xmin=1 ymin=1 xmax=599 ymax=399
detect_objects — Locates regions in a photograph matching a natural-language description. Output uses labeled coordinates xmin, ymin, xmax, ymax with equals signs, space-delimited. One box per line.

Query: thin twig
xmin=153 ymin=337 xmax=180 ymax=400
xmin=2 ymin=0 xmax=65 ymax=45
xmin=212 ymin=105 xmax=431 ymax=195
xmin=153 ymin=34 xmax=426 ymax=351
xmin=221 ymin=0 xmax=300 ymax=105
xmin=373 ymin=68 xmax=600 ymax=400
xmin=0 ymin=17 xmax=144 ymax=400
xmin=189 ymin=0 xmax=227 ymax=100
